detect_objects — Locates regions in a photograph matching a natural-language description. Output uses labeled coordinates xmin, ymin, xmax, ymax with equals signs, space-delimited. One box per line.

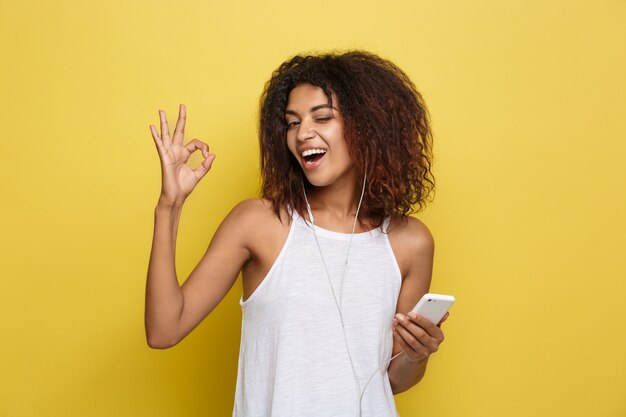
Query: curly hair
xmin=258 ymin=50 xmax=435 ymax=230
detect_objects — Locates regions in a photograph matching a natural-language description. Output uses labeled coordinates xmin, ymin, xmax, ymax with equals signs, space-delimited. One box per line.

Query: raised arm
xmin=144 ymin=104 xmax=251 ymax=349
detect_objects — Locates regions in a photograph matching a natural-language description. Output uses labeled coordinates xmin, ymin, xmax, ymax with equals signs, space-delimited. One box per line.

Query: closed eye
xmin=286 ymin=116 xmax=332 ymax=129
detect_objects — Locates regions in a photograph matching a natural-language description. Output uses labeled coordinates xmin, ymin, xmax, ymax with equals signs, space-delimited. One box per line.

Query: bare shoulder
xmin=386 ymin=214 xmax=435 ymax=279
xmin=228 ymin=198 xmax=289 ymax=224
xmin=228 ymin=197 xmax=270 ymax=217
xmin=388 ymin=214 xmax=434 ymax=250
xmin=226 ymin=198 xmax=291 ymax=250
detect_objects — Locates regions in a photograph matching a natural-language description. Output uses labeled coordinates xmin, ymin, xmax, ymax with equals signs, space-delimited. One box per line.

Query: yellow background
xmin=1 ymin=0 xmax=625 ymax=416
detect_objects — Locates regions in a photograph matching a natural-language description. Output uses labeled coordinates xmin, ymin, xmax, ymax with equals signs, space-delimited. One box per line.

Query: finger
xmin=407 ymin=312 xmax=444 ymax=340
xmin=397 ymin=313 xmax=436 ymax=339
xmin=149 ymin=125 xmax=164 ymax=148
xmin=193 ymin=154 xmax=216 ymax=181
xmin=185 ymin=139 xmax=210 ymax=158
xmin=172 ymin=104 xmax=186 ymax=146
xmin=393 ymin=326 xmax=429 ymax=361
xmin=150 ymin=125 xmax=167 ymax=161
xmin=392 ymin=327 xmax=417 ymax=361
xmin=159 ymin=109 xmax=171 ymax=144
xmin=396 ymin=316 xmax=439 ymax=353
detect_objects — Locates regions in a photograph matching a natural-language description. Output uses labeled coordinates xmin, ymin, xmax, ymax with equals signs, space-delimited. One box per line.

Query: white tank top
xmin=233 ymin=207 xmax=402 ymax=416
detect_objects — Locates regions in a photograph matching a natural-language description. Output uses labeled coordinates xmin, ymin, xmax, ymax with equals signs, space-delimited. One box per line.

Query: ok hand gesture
xmin=149 ymin=104 xmax=216 ymax=205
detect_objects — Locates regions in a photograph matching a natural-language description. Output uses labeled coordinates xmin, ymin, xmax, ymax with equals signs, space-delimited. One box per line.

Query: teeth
xmin=301 ymin=148 xmax=327 ymax=157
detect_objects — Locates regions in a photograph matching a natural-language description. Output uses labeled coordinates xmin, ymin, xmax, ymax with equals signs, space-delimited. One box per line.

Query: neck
xmin=304 ymin=172 xmax=365 ymax=221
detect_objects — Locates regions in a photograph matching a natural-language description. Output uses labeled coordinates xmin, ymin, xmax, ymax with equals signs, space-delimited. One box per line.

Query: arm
xmin=144 ymin=104 xmax=252 ymax=349
xmin=145 ymin=198 xmax=256 ymax=349
xmin=387 ymin=217 xmax=440 ymax=394
xmin=388 ymin=352 xmax=430 ymax=394
xmin=144 ymin=198 xmax=186 ymax=348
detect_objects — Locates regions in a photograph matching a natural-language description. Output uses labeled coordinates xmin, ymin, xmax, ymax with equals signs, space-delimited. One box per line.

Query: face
xmin=285 ymin=83 xmax=356 ymax=187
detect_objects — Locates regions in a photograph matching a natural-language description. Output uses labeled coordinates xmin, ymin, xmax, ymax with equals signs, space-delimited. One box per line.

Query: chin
xmin=299 ymin=170 xmax=327 ymax=187
xmin=302 ymin=175 xmax=330 ymax=188
xmin=304 ymin=171 xmax=355 ymax=189
xmin=299 ymin=160 xmax=357 ymax=188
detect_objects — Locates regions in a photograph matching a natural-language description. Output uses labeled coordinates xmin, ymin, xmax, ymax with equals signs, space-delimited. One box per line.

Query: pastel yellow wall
xmin=1 ymin=0 xmax=624 ymax=416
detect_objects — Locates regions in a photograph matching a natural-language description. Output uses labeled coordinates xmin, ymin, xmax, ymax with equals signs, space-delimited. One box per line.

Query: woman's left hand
xmin=392 ymin=311 xmax=449 ymax=363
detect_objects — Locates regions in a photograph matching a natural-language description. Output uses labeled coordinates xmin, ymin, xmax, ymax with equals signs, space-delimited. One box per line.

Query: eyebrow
xmin=284 ymin=104 xmax=338 ymax=116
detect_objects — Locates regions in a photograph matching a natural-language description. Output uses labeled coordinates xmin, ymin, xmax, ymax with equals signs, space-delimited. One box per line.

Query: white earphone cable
xmin=301 ymin=173 xmax=403 ymax=417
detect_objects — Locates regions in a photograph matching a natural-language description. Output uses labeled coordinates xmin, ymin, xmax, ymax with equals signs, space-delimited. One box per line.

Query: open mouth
xmin=301 ymin=149 xmax=327 ymax=168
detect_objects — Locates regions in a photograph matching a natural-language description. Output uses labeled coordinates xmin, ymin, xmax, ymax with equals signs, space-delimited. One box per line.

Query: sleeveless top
xmin=233 ymin=207 xmax=402 ymax=417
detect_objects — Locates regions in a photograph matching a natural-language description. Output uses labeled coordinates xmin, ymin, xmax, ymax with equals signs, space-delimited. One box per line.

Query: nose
xmin=296 ymin=118 xmax=317 ymax=141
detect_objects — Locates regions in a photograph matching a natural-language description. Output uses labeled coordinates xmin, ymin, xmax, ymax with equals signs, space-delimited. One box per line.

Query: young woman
xmin=145 ymin=50 xmax=449 ymax=417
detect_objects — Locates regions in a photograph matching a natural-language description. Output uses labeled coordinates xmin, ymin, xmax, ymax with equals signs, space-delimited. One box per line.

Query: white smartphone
xmin=411 ymin=293 xmax=455 ymax=325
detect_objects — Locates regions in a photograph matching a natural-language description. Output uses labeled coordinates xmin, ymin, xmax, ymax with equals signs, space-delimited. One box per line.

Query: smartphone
xmin=411 ymin=293 xmax=455 ymax=325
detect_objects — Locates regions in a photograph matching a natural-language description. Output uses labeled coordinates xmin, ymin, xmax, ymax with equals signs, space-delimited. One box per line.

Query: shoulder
xmin=228 ymin=197 xmax=269 ymax=219
xmin=228 ymin=198 xmax=290 ymax=223
xmin=224 ymin=198 xmax=292 ymax=264
xmin=388 ymin=214 xmax=434 ymax=254
xmin=386 ymin=215 xmax=435 ymax=279
xmin=225 ymin=198 xmax=291 ymax=240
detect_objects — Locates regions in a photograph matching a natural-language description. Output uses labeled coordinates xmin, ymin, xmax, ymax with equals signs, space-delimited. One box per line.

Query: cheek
xmin=287 ymin=143 xmax=301 ymax=162
xmin=285 ymin=135 xmax=296 ymax=153
xmin=336 ymin=141 xmax=354 ymax=164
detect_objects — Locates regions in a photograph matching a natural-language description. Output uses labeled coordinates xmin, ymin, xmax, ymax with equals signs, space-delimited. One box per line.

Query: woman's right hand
xmin=149 ymin=104 xmax=216 ymax=206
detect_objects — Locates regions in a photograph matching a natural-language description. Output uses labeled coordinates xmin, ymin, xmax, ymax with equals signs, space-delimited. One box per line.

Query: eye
xmin=315 ymin=117 xmax=331 ymax=123
xmin=286 ymin=120 xmax=299 ymax=129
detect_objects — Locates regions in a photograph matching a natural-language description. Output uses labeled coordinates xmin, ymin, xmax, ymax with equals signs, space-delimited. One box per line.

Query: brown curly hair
xmin=258 ymin=50 xmax=435 ymax=230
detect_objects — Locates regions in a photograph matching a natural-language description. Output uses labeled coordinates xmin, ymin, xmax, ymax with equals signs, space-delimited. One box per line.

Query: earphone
xmin=301 ymin=173 xmax=403 ymax=417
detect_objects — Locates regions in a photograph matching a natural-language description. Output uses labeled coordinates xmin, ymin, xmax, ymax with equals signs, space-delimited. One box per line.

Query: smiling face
xmin=285 ymin=83 xmax=357 ymax=188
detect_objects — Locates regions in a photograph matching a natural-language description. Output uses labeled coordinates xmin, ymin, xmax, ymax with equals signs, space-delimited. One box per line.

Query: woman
xmin=145 ymin=50 xmax=449 ymax=416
